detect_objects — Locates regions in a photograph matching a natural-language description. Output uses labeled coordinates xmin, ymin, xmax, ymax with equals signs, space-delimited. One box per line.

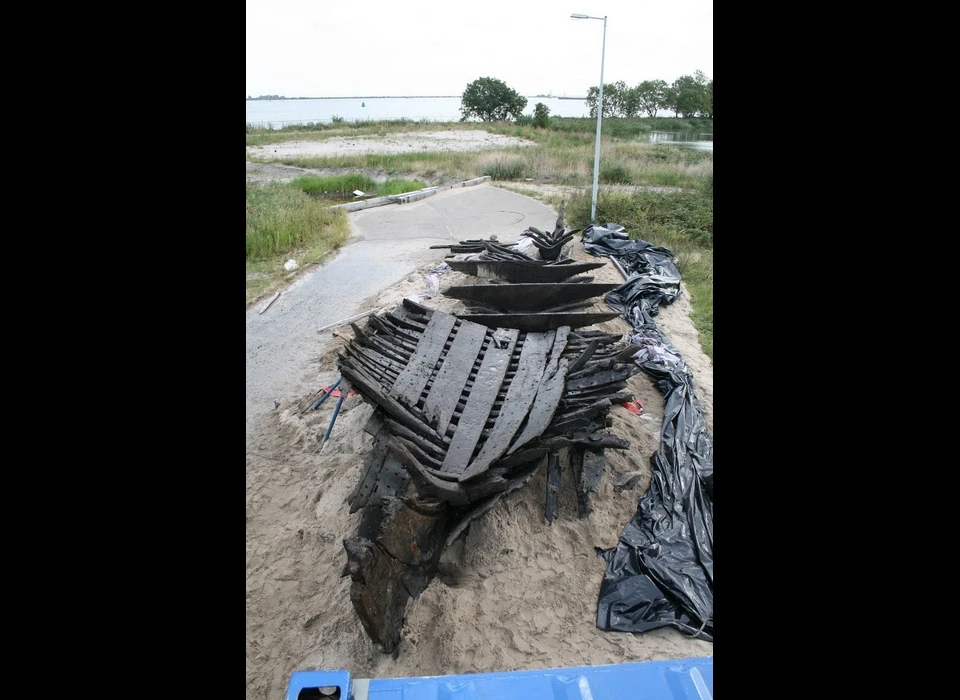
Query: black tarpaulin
xmin=583 ymin=223 xmax=714 ymax=642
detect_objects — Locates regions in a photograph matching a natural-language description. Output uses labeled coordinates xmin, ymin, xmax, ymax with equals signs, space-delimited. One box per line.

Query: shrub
xmin=599 ymin=162 xmax=632 ymax=184
xmin=483 ymin=158 xmax=525 ymax=180
xmin=533 ymin=102 xmax=550 ymax=128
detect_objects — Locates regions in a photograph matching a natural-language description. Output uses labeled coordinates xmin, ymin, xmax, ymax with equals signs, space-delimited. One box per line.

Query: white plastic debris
xmin=353 ymin=190 xmax=365 ymax=197
xmin=284 ymin=259 xmax=299 ymax=271
xmin=516 ymin=237 xmax=536 ymax=253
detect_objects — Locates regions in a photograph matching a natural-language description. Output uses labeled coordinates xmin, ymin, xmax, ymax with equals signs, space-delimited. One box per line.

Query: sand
xmin=245 ymin=136 xmax=713 ymax=700
xmin=246 ymin=129 xmax=536 ymax=160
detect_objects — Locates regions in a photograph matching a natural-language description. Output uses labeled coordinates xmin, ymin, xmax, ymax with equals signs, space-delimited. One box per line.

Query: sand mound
xmin=246 ymin=239 xmax=713 ymax=699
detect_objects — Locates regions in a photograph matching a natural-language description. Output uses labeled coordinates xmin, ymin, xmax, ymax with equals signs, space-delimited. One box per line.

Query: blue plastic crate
xmin=287 ymin=656 xmax=713 ymax=700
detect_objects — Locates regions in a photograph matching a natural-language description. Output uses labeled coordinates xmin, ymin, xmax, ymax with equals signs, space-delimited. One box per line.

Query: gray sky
xmin=246 ymin=0 xmax=712 ymax=98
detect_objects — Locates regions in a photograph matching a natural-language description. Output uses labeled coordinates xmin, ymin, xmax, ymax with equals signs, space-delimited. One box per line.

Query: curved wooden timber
xmin=458 ymin=312 xmax=621 ymax=332
xmin=444 ymin=283 xmax=619 ymax=312
xmin=446 ymin=259 xmax=606 ymax=283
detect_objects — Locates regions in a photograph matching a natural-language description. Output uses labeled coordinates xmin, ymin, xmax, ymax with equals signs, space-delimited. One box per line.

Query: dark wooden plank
xmin=545 ymin=399 xmax=611 ymax=436
xmin=581 ymin=448 xmax=605 ymax=495
xmin=569 ymin=447 xmax=590 ymax=519
xmin=389 ymin=438 xmax=469 ymax=505
xmin=568 ymin=356 xmax=614 ymax=379
xmin=381 ymin=418 xmax=446 ymax=462
xmin=422 ymin=320 xmax=488 ymax=432
xmin=445 ymin=494 xmax=504 ymax=547
xmin=446 ymin=259 xmax=605 ymax=283
xmin=566 ymin=367 xmax=638 ymax=391
xmin=440 ymin=328 xmax=519 ymax=476
xmin=347 ymin=413 xmax=389 ymax=513
xmin=339 ymin=363 xmax=443 ymax=441
xmin=545 ymin=451 xmax=561 ymax=523
xmin=546 ymin=326 xmax=570 ymax=377
xmin=444 ymin=283 xmax=618 ymax=313
xmin=540 ymin=432 xmax=630 ymax=450
xmin=389 ymin=311 xmax=456 ymax=406
xmin=458 ymin=312 xmax=620 ymax=333
xmin=401 ymin=298 xmax=435 ymax=316
xmin=459 ymin=331 xmax=555 ymax=482
xmin=507 ymin=357 xmax=568 ymax=454
xmin=564 ymin=380 xmax=629 ymax=399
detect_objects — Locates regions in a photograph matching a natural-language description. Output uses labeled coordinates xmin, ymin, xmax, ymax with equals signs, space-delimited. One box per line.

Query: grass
xmin=246 ymin=182 xmax=351 ymax=305
xmin=483 ymin=158 xmax=526 ymax=180
xmin=246 ymin=119 xmax=711 ymax=189
xmin=289 ymin=174 xmax=428 ymax=199
xmin=599 ymin=162 xmax=632 ymax=184
xmin=291 ymin=174 xmax=377 ymax=196
xmin=376 ymin=178 xmax=427 ymax=196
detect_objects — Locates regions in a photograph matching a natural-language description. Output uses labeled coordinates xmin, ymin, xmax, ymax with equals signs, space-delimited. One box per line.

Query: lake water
xmin=650 ymin=131 xmax=713 ymax=152
xmin=245 ymin=96 xmax=591 ymax=127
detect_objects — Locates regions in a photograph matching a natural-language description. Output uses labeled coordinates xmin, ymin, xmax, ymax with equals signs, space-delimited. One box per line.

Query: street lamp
xmin=571 ymin=12 xmax=607 ymax=224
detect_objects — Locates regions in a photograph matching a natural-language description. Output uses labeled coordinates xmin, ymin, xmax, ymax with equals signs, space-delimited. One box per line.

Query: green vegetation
xmin=376 ymin=178 xmax=427 ymax=196
xmin=599 ymin=162 xmax=632 ymax=184
xmin=249 ymin=119 xmax=710 ymax=190
xmin=460 ymin=77 xmax=528 ymax=122
xmin=289 ymin=174 xmax=427 ymax=199
xmin=586 ymin=71 xmax=712 ymax=119
xmin=292 ymin=174 xmax=377 ymax=196
xmin=245 ymin=118 xmax=436 ymax=145
xmin=246 ymin=182 xmax=351 ymax=304
xmin=483 ymin=158 xmax=526 ymax=180
xmin=533 ymin=103 xmax=550 ymax=129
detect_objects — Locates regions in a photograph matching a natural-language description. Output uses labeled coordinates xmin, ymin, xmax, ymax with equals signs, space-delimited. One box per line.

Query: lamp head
xmin=570 ymin=13 xmax=588 ymax=19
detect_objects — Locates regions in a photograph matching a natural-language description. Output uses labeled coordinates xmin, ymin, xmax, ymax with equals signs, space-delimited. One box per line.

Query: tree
xmin=460 ymin=77 xmax=528 ymax=122
xmin=584 ymin=84 xmax=620 ymax=118
xmin=533 ymin=102 xmax=550 ymax=128
xmin=636 ymin=80 xmax=668 ymax=117
xmin=621 ymin=84 xmax=641 ymax=118
xmin=671 ymin=72 xmax=710 ymax=118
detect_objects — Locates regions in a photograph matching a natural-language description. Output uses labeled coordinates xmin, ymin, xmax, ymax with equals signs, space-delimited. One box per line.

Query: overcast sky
xmin=246 ymin=0 xmax=712 ymax=98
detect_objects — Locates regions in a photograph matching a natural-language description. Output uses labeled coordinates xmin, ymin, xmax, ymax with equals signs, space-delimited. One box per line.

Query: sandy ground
xmin=246 ymin=134 xmax=713 ymax=700
xmin=246 ymin=129 xmax=536 ymax=160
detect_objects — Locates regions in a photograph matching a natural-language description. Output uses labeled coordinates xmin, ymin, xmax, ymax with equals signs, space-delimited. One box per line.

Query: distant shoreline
xmin=246 ymin=95 xmax=587 ymax=101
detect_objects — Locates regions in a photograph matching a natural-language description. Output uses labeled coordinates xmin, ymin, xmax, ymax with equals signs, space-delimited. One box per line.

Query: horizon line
xmin=246 ymin=95 xmax=588 ymax=100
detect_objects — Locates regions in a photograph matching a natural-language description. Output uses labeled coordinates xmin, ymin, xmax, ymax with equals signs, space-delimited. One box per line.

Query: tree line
xmin=585 ymin=71 xmax=712 ymax=119
xmin=460 ymin=72 xmax=712 ymax=123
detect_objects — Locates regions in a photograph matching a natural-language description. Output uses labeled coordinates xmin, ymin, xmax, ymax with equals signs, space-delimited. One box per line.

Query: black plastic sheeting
xmin=582 ymin=223 xmax=714 ymax=642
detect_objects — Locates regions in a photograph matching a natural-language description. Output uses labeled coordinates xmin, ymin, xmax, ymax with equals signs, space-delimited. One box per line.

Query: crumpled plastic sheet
xmin=406 ymin=272 xmax=442 ymax=303
xmin=583 ymin=224 xmax=682 ymax=319
xmin=515 ymin=236 xmax=537 ymax=254
xmin=583 ymin=223 xmax=714 ymax=642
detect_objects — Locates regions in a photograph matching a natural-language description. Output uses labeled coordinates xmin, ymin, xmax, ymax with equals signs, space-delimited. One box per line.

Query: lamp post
xmin=571 ymin=12 xmax=607 ymax=224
